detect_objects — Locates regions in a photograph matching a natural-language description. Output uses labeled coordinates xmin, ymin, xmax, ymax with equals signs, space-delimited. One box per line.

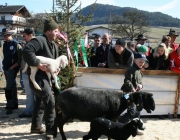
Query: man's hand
xmin=98 ymin=63 xmax=106 ymax=67
xmin=9 ymin=66 xmax=14 ymax=70
xmin=131 ymin=88 xmax=136 ymax=92
xmin=156 ymin=53 xmax=160 ymax=57
xmin=37 ymin=63 xmax=50 ymax=72
xmin=136 ymin=84 xmax=143 ymax=91
xmin=9 ymin=63 xmax=18 ymax=70
xmin=54 ymin=68 xmax=60 ymax=76
xmin=143 ymin=63 xmax=149 ymax=68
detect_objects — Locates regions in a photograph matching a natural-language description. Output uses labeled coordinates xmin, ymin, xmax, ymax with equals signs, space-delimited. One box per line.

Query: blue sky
xmin=1 ymin=0 xmax=180 ymax=18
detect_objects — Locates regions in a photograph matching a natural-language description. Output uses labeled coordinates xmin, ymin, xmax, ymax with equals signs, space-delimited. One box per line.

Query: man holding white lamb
xmin=23 ymin=19 xmax=60 ymax=140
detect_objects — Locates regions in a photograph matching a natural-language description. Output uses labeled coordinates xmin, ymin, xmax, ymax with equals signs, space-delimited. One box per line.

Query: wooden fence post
xmin=174 ymin=75 xmax=180 ymax=118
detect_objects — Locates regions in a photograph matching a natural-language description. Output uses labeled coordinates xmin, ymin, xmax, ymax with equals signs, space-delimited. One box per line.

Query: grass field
xmin=148 ymin=26 xmax=180 ymax=47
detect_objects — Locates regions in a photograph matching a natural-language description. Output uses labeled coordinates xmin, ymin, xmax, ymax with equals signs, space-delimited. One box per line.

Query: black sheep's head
xmin=131 ymin=118 xmax=146 ymax=137
xmin=142 ymin=92 xmax=155 ymax=113
xmin=133 ymin=118 xmax=146 ymax=130
xmin=132 ymin=92 xmax=155 ymax=113
xmin=132 ymin=92 xmax=144 ymax=111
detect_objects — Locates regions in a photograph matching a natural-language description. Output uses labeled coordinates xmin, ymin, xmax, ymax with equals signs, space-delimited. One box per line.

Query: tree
xmin=109 ymin=9 xmax=151 ymax=40
xmin=26 ymin=12 xmax=45 ymax=35
xmin=53 ymin=0 xmax=96 ymax=90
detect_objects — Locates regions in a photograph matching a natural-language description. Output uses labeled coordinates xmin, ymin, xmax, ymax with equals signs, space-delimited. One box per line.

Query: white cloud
xmin=154 ymin=0 xmax=179 ymax=12
xmin=130 ymin=0 xmax=180 ymax=18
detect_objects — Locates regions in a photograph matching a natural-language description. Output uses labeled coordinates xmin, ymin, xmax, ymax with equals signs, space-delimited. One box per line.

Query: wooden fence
xmin=75 ymin=67 xmax=180 ymax=117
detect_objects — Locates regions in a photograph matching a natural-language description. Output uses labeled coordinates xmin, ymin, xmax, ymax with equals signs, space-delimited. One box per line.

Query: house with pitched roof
xmin=86 ymin=25 xmax=114 ymax=38
xmin=0 ymin=3 xmax=31 ymax=35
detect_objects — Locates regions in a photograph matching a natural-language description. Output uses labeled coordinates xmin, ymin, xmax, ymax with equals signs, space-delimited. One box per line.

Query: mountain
xmin=81 ymin=3 xmax=180 ymax=27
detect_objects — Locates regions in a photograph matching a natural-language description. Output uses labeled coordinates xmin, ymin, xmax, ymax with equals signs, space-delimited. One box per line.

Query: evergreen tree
xmin=53 ymin=0 xmax=96 ymax=90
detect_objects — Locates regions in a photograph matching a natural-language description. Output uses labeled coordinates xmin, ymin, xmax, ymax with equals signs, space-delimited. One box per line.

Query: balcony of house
xmin=0 ymin=20 xmax=26 ymax=26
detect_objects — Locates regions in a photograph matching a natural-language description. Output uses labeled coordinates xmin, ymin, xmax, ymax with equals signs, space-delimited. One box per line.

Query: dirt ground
xmin=1 ymin=74 xmax=180 ymax=140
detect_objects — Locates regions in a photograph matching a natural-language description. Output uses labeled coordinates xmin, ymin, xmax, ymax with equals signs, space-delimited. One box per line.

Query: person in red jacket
xmin=167 ymin=29 xmax=179 ymax=51
xmin=169 ymin=45 xmax=180 ymax=73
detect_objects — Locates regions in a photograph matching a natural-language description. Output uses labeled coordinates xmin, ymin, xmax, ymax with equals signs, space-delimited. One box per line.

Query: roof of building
xmin=0 ymin=5 xmax=31 ymax=17
xmin=86 ymin=25 xmax=115 ymax=32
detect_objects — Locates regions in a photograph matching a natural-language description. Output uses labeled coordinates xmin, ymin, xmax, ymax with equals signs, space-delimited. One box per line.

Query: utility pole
xmin=67 ymin=0 xmax=70 ymax=39
xmin=53 ymin=0 xmax=54 ymax=14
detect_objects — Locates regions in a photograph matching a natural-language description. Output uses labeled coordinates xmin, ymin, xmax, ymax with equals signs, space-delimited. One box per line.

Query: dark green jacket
xmin=121 ymin=63 xmax=143 ymax=92
xmin=23 ymin=34 xmax=58 ymax=78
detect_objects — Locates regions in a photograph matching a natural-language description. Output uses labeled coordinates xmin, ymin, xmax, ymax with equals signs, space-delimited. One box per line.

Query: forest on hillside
xmin=81 ymin=3 xmax=180 ymax=27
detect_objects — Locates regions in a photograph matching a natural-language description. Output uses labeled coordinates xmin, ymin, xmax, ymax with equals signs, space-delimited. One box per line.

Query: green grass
xmin=148 ymin=26 xmax=180 ymax=42
xmin=148 ymin=26 xmax=180 ymax=48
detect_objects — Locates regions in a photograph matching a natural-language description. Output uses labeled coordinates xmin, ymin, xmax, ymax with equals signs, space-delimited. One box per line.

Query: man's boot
xmin=46 ymin=131 xmax=54 ymax=140
xmin=4 ymin=89 xmax=18 ymax=109
xmin=4 ymin=89 xmax=12 ymax=108
xmin=31 ymin=126 xmax=45 ymax=134
xmin=4 ymin=89 xmax=14 ymax=114
xmin=13 ymin=88 xmax=18 ymax=109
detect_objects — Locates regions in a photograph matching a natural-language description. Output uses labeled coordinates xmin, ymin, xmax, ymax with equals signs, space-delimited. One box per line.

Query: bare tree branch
xmin=109 ymin=9 xmax=151 ymax=40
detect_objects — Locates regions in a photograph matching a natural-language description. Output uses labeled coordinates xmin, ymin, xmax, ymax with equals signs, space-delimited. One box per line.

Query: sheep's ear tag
xmin=124 ymin=94 xmax=130 ymax=99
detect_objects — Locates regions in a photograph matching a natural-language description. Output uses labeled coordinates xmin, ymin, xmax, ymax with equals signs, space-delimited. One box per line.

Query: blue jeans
xmin=20 ymin=70 xmax=24 ymax=90
xmin=0 ymin=56 xmax=3 ymax=72
xmin=22 ymin=73 xmax=34 ymax=115
xmin=4 ymin=68 xmax=19 ymax=108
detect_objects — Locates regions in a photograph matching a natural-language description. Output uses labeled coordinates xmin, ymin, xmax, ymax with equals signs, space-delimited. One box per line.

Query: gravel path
xmin=0 ymin=72 xmax=180 ymax=140
xmin=1 ymin=91 xmax=180 ymax=140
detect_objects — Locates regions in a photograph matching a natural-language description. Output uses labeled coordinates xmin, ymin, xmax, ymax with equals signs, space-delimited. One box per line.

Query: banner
xmin=57 ymin=31 xmax=68 ymax=42
xmin=74 ymin=40 xmax=79 ymax=70
xmin=81 ymin=39 xmax=88 ymax=67
xmin=84 ymin=32 xmax=89 ymax=48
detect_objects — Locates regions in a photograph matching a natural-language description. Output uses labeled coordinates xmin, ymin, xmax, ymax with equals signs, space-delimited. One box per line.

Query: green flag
xmin=81 ymin=39 xmax=88 ymax=67
xmin=74 ymin=40 xmax=79 ymax=70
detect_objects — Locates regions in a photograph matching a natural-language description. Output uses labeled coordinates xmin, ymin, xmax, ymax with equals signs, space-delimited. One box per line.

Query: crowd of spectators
xmin=87 ymin=29 xmax=180 ymax=74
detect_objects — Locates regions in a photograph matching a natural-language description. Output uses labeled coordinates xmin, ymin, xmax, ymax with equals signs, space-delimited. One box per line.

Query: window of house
xmin=1 ymin=16 xmax=5 ymax=21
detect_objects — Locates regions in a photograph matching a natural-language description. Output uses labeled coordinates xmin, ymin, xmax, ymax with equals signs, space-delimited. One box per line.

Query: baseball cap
xmin=116 ymin=38 xmax=126 ymax=47
xmin=134 ymin=52 xmax=148 ymax=62
xmin=23 ymin=28 xmax=35 ymax=35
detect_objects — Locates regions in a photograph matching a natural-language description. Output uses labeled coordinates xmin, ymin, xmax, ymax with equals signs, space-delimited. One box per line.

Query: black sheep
xmin=56 ymin=87 xmax=155 ymax=140
xmin=83 ymin=117 xmax=145 ymax=140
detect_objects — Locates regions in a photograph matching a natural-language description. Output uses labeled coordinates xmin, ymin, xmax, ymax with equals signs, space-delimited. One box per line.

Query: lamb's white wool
xmin=22 ymin=55 xmax=68 ymax=91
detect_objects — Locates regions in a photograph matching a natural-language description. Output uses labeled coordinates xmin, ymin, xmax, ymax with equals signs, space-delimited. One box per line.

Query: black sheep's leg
xmin=53 ymin=117 xmax=58 ymax=137
xmin=83 ymin=131 xmax=101 ymax=140
xmin=83 ymin=135 xmax=91 ymax=140
xmin=91 ymin=133 xmax=101 ymax=140
xmin=59 ymin=124 xmax=66 ymax=140
xmin=59 ymin=122 xmax=67 ymax=140
xmin=58 ymin=114 xmax=71 ymax=140
xmin=53 ymin=93 xmax=60 ymax=138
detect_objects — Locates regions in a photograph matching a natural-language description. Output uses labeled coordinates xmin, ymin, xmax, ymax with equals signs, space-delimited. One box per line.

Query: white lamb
xmin=22 ymin=55 xmax=68 ymax=91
